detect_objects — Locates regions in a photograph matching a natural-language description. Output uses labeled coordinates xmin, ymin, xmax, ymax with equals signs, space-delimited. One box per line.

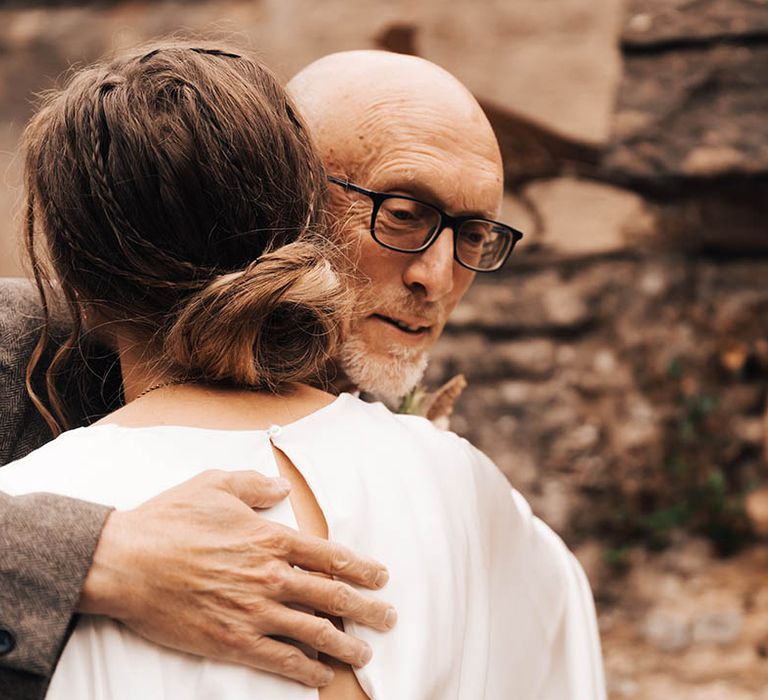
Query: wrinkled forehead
xmin=346 ymin=96 xmax=504 ymax=217
xmin=289 ymin=52 xmax=504 ymax=217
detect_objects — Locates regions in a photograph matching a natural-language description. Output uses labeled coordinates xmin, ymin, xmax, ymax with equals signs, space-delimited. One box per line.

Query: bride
xmin=0 ymin=41 xmax=604 ymax=699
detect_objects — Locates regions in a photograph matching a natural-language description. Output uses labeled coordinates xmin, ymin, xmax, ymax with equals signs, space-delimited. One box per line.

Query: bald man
xmin=1 ymin=51 xmax=603 ymax=698
xmin=288 ymin=51 xmax=511 ymax=407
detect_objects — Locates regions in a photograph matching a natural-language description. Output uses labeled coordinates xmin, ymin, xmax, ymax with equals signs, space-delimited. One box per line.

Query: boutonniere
xmin=397 ymin=374 xmax=467 ymax=430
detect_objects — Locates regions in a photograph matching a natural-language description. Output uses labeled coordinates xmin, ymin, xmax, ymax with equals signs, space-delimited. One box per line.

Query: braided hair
xmin=23 ymin=41 xmax=348 ymax=433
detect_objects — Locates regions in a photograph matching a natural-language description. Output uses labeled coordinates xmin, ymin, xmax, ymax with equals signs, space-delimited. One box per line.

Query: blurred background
xmin=1 ymin=0 xmax=768 ymax=697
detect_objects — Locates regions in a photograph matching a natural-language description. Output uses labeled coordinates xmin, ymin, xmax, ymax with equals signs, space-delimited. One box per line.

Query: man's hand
xmin=77 ymin=470 xmax=395 ymax=687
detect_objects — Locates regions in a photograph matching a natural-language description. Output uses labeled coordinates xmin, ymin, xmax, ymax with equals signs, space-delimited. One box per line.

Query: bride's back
xmin=0 ymin=386 xmax=561 ymax=700
xmin=19 ymin=40 xmax=370 ymax=699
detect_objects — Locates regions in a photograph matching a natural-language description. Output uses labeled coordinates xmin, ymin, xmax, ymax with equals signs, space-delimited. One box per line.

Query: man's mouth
xmin=371 ymin=313 xmax=431 ymax=335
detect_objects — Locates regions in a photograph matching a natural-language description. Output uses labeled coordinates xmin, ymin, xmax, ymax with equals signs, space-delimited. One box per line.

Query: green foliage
xmin=605 ymin=356 xmax=752 ymax=555
xmin=603 ymin=544 xmax=631 ymax=572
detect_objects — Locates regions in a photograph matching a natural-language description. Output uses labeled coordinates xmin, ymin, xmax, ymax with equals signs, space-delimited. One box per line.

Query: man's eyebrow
xmin=386 ymin=183 xmax=494 ymax=219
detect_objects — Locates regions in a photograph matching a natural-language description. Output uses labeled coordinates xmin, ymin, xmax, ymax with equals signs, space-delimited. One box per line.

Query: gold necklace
xmin=134 ymin=379 xmax=189 ymax=401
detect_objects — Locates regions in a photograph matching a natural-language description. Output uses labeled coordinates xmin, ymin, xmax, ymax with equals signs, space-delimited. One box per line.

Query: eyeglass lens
xmin=375 ymin=196 xmax=512 ymax=270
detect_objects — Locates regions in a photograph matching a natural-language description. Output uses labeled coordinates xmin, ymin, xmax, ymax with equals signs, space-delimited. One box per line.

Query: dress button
xmin=266 ymin=424 xmax=282 ymax=438
xmin=0 ymin=628 xmax=16 ymax=655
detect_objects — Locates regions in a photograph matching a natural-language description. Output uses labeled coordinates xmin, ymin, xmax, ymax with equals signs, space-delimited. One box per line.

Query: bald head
xmin=289 ymin=51 xmax=506 ymax=404
xmin=287 ymin=50 xmax=502 ymax=202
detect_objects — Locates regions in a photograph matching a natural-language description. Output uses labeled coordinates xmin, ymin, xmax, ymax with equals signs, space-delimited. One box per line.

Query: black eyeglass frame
xmin=327 ymin=176 xmax=523 ymax=273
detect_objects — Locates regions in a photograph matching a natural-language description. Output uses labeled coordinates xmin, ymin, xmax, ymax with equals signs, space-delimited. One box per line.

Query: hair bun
xmin=165 ymin=240 xmax=347 ymax=390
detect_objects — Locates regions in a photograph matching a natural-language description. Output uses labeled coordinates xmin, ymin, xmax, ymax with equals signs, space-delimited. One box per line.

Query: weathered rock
xmin=0 ymin=125 xmax=22 ymax=277
xmin=646 ymin=681 xmax=754 ymax=700
xmin=732 ymin=417 xmax=764 ymax=445
xmin=448 ymin=269 xmax=596 ymax=334
xmin=496 ymin=339 xmax=557 ymax=378
xmin=481 ymin=102 xmax=602 ymax=189
xmin=447 ymin=283 xmax=517 ymax=330
xmin=607 ymin=676 xmax=639 ymax=698
xmin=745 ymin=487 xmax=768 ymax=536
xmin=692 ymin=607 xmax=744 ymax=645
xmin=428 ymin=335 xmax=555 ymax=381
xmin=613 ymin=398 xmax=662 ymax=452
xmin=529 ymin=478 xmax=573 ymax=534
xmin=606 ymin=45 xmax=768 ymax=181
xmin=523 ymin=177 xmax=652 ymax=254
xmin=622 ymin=0 xmax=768 ymax=48
xmin=649 ymin=186 xmax=768 ymax=253
xmin=497 ymin=380 xmax=535 ymax=407
xmin=658 ymin=537 xmax=715 ymax=576
xmin=541 ymin=285 xmax=592 ymax=330
xmin=499 ymin=192 xmax=539 ymax=250
xmin=571 ymin=350 xmax=635 ymax=395
xmin=720 ymin=385 xmax=764 ymax=415
xmin=419 ymin=0 xmax=624 ymax=144
xmin=574 ymin=539 xmax=608 ymax=591
xmin=637 ymin=263 xmax=670 ymax=297
xmin=604 ymin=1 xmax=768 ymax=253
xmin=551 ymin=423 xmax=601 ymax=460
xmin=643 ymin=607 xmax=692 ymax=652
xmin=425 ymin=332 xmax=487 ymax=379
xmin=494 ymin=448 xmax=539 ymax=491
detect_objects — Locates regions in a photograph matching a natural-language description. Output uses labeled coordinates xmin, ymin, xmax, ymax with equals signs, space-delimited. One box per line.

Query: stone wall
xmin=432 ymin=251 xmax=768 ymax=553
xmin=0 ymin=0 xmax=624 ymax=276
xmin=1 ymin=1 xmax=768 ymax=697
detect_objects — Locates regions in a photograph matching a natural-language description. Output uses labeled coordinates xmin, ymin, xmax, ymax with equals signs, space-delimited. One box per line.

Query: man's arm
xmin=0 ymin=490 xmax=111 ymax=700
xmin=0 ymin=470 xmax=394 ymax=699
xmin=77 ymin=469 xmax=394 ymax=686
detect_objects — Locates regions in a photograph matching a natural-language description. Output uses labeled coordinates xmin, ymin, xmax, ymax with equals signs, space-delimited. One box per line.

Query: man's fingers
xmin=283 ymin=571 xmax=396 ymax=632
xmin=286 ymin=533 xmax=389 ymax=590
xmin=242 ymin=635 xmax=334 ymax=687
xmin=267 ymin=608 xmax=373 ymax=668
xmin=200 ymin=469 xmax=291 ymax=509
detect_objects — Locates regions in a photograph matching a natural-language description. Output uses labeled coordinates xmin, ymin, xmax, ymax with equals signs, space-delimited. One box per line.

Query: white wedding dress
xmin=0 ymin=392 xmax=605 ymax=699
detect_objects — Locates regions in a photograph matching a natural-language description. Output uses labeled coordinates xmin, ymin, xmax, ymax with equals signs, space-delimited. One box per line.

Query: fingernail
xmin=384 ymin=607 xmax=397 ymax=629
xmin=275 ymin=477 xmax=291 ymax=492
xmin=374 ymin=570 xmax=389 ymax=588
xmin=359 ymin=643 xmax=373 ymax=666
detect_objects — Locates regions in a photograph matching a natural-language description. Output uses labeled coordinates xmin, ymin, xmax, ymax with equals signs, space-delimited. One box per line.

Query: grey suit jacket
xmin=0 ymin=278 xmax=120 ymax=700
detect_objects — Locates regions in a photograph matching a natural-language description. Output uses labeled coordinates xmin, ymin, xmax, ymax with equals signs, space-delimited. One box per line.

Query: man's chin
xmin=338 ymin=337 xmax=428 ymax=408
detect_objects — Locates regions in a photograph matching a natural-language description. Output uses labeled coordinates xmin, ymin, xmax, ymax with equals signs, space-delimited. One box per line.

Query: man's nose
xmin=402 ymin=227 xmax=455 ymax=301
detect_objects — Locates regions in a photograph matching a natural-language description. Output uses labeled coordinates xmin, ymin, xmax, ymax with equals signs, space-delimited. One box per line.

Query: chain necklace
xmin=134 ymin=379 xmax=190 ymax=401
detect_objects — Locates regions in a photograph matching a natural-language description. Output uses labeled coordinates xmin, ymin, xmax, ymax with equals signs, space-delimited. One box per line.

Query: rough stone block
xmin=622 ymin=0 xmax=768 ymax=47
xmin=524 ymin=176 xmax=652 ymax=254
xmin=606 ymin=45 xmax=768 ymax=181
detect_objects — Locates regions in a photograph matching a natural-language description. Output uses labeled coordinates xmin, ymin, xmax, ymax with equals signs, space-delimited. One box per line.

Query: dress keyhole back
xmin=270 ymin=437 xmax=371 ymax=700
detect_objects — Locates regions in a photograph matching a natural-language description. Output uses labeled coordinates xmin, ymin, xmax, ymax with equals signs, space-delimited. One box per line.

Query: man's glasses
xmin=327 ymin=176 xmax=523 ymax=273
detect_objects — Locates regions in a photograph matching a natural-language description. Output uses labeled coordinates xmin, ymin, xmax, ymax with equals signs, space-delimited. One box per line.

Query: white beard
xmin=338 ymin=332 xmax=428 ymax=408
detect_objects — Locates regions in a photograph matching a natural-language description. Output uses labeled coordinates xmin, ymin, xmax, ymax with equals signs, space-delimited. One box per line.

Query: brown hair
xmin=23 ymin=41 xmax=348 ymax=434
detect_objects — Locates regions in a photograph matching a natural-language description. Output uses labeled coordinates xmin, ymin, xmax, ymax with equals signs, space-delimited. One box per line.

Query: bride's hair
xmin=23 ymin=41 xmax=349 ymax=433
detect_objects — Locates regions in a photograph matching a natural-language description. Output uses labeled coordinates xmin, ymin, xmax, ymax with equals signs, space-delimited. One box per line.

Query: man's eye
xmin=390 ymin=208 xmax=416 ymax=221
xmin=462 ymin=228 xmax=489 ymax=246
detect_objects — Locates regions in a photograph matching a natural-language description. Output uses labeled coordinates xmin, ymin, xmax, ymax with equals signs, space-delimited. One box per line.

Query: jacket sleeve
xmin=0 ymin=490 xmax=111 ymax=700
